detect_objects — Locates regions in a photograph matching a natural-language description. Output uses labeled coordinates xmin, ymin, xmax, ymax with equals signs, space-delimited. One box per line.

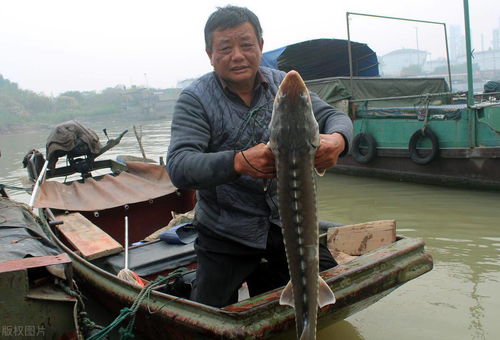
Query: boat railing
xmin=350 ymin=91 xmax=454 ymax=104
xmin=350 ymin=90 xmax=499 ymax=111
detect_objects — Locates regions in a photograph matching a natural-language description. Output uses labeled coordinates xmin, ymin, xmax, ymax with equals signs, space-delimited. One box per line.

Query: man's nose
xmin=231 ymin=46 xmax=245 ymax=60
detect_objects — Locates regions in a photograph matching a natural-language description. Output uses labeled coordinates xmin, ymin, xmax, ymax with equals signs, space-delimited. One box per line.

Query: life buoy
xmin=351 ymin=133 xmax=377 ymax=164
xmin=408 ymin=127 xmax=439 ymax=165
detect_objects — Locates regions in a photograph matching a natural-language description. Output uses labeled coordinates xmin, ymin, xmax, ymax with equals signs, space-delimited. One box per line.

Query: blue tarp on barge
xmin=261 ymin=38 xmax=379 ymax=80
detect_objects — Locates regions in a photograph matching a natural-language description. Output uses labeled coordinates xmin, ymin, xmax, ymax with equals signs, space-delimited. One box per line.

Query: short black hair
xmin=204 ymin=5 xmax=263 ymax=51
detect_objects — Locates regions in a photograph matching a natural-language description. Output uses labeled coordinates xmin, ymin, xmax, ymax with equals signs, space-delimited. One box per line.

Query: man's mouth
xmin=231 ymin=66 xmax=248 ymax=72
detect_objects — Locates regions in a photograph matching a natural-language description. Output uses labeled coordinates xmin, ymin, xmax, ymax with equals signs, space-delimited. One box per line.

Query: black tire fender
xmin=408 ymin=127 xmax=439 ymax=165
xmin=351 ymin=133 xmax=377 ymax=164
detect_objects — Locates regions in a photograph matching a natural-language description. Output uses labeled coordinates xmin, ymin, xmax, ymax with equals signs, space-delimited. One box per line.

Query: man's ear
xmin=206 ymin=49 xmax=213 ymax=66
xmin=259 ymin=39 xmax=264 ymax=51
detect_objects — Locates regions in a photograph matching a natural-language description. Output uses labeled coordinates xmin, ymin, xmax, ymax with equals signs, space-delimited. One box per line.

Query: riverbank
xmin=0 ymin=110 xmax=173 ymax=136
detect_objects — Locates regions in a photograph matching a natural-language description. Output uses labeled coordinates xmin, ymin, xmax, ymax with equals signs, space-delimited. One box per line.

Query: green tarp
xmin=306 ymin=77 xmax=450 ymax=108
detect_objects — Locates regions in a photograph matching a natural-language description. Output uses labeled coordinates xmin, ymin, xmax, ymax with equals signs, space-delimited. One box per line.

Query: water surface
xmin=1 ymin=119 xmax=498 ymax=339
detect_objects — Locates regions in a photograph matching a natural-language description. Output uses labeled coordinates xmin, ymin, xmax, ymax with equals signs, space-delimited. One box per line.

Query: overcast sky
xmin=1 ymin=0 xmax=498 ymax=95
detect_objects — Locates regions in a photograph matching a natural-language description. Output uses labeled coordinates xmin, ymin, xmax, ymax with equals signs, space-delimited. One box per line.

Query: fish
xmin=268 ymin=70 xmax=336 ymax=340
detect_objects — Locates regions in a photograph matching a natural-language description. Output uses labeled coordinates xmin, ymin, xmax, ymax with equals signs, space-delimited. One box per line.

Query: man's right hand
xmin=234 ymin=143 xmax=276 ymax=178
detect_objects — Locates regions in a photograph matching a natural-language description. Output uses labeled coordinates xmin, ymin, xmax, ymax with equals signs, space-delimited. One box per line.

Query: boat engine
xmin=22 ymin=149 xmax=46 ymax=182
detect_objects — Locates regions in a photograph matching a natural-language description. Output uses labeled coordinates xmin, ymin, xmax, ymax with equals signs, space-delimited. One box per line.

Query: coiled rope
xmin=88 ymin=268 xmax=189 ymax=340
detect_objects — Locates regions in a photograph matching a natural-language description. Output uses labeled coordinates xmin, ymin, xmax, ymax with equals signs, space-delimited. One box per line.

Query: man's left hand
xmin=314 ymin=133 xmax=346 ymax=172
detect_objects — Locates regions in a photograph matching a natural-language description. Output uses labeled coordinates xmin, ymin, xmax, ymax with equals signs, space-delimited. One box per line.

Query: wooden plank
xmin=327 ymin=220 xmax=396 ymax=256
xmin=56 ymin=213 xmax=123 ymax=260
xmin=331 ymin=251 xmax=358 ymax=265
xmin=0 ymin=254 xmax=71 ymax=274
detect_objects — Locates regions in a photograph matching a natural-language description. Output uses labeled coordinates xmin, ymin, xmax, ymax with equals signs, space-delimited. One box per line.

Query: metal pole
xmin=463 ymin=0 xmax=475 ymax=107
xmin=346 ymin=12 xmax=354 ymax=97
xmin=463 ymin=0 xmax=476 ymax=148
xmin=443 ymin=23 xmax=453 ymax=93
xmin=124 ymin=216 xmax=129 ymax=270
xmin=346 ymin=12 xmax=447 ymax=26
xmin=347 ymin=12 xmax=452 ymax=92
xmin=29 ymin=160 xmax=49 ymax=208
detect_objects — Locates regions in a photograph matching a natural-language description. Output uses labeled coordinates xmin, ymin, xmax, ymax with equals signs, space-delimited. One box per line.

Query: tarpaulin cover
xmin=46 ymin=120 xmax=101 ymax=170
xmin=356 ymin=104 xmax=465 ymax=120
xmin=94 ymin=240 xmax=195 ymax=276
xmin=484 ymin=80 xmax=500 ymax=93
xmin=34 ymin=161 xmax=177 ymax=211
xmin=306 ymin=77 xmax=451 ymax=107
xmin=261 ymin=38 xmax=379 ymax=80
xmin=0 ymin=199 xmax=61 ymax=263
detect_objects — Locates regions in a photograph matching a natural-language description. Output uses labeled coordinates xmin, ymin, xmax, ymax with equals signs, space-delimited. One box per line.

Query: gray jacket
xmin=167 ymin=66 xmax=352 ymax=249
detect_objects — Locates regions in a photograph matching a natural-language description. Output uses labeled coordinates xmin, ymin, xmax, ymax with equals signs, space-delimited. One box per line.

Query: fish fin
xmin=318 ymin=276 xmax=336 ymax=307
xmin=299 ymin=319 xmax=311 ymax=340
xmin=314 ymin=168 xmax=326 ymax=176
xmin=279 ymin=281 xmax=295 ymax=308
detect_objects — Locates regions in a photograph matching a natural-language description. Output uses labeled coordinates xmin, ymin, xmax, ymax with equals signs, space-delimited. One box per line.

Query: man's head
xmin=204 ymin=5 xmax=263 ymax=52
xmin=205 ymin=6 xmax=264 ymax=90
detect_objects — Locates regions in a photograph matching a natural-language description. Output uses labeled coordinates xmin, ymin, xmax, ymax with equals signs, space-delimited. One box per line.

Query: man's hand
xmin=234 ymin=143 xmax=276 ymax=178
xmin=314 ymin=133 xmax=346 ymax=172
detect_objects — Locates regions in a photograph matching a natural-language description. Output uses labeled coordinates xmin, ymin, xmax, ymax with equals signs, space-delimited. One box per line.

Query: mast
xmin=463 ymin=0 xmax=474 ymax=107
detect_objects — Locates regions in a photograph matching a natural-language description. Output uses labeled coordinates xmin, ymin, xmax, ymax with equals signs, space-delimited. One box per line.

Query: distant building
xmin=457 ymin=49 xmax=500 ymax=73
xmin=379 ymin=49 xmax=428 ymax=76
xmin=493 ymin=24 xmax=499 ymax=50
xmin=423 ymin=57 xmax=448 ymax=74
xmin=154 ymin=88 xmax=182 ymax=113
xmin=450 ymin=25 xmax=466 ymax=61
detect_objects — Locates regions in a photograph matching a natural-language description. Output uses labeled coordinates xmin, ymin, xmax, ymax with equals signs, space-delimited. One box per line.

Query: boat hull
xmin=334 ymin=150 xmax=500 ymax=190
xmin=40 ymin=209 xmax=432 ymax=339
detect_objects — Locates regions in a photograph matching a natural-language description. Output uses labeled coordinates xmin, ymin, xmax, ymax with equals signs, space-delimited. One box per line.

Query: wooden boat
xmin=27 ymin=140 xmax=433 ymax=339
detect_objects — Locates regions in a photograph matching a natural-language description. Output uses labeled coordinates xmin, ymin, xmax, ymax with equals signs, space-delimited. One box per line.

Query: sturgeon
xmin=269 ymin=70 xmax=336 ymax=340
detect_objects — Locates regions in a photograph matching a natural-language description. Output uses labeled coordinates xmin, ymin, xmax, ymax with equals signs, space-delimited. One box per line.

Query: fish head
xmin=270 ymin=70 xmax=319 ymax=150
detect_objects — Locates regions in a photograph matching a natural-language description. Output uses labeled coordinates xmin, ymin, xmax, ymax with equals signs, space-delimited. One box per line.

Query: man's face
xmin=207 ymin=22 xmax=263 ymax=89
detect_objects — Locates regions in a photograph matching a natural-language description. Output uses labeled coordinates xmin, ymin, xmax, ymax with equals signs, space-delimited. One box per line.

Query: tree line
xmin=0 ymin=75 xmax=177 ymax=129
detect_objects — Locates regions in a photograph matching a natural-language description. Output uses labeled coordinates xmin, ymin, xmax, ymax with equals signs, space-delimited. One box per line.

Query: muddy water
xmin=1 ymin=119 xmax=499 ymax=339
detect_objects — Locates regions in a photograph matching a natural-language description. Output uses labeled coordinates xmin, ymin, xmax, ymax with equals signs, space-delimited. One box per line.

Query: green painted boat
xmin=330 ymin=7 xmax=500 ymax=190
xmin=309 ymin=77 xmax=500 ymax=190
xmin=29 ymin=156 xmax=433 ymax=339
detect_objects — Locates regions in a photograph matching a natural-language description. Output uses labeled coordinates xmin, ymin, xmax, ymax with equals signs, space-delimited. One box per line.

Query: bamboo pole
xmin=133 ymin=125 xmax=147 ymax=160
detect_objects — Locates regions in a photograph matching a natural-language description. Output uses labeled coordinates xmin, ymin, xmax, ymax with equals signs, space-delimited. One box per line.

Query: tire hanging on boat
xmin=351 ymin=133 xmax=377 ymax=164
xmin=408 ymin=126 xmax=439 ymax=165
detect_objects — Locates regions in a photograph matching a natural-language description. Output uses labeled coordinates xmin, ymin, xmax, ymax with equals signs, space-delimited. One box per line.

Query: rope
xmin=240 ymin=150 xmax=275 ymax=175
xmin=414 ymin=94 xmax=431 ymax=131
xmin=56 ymin=279 xmax=104 ymax=336
xmin=87 ymin=268 xmax=189 ymax=340
xmin=422 ymin=94 xmax=431 ymax=130
xmin=233 ymin=101 xmax=272 ymax=151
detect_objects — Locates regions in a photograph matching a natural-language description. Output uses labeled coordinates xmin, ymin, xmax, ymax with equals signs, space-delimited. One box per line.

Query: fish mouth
xmin=277 ymin=70 xmax=309 ymax=103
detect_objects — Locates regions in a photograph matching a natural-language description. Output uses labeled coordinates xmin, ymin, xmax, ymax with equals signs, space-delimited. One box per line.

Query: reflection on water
xmin=1 ymin=119 xmax=499 ymax=339
xmin=317 ymin=174 xmax=500 ymax=340
xmin=318 ymin=320 xmax=364 ymax=340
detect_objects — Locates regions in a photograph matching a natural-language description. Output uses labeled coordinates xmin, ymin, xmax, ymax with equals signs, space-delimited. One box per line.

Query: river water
xmin=1 ymin=118 xmax=499 ymax=339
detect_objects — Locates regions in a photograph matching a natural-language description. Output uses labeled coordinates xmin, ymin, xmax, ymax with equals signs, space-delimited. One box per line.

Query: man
xmin=167 ymin=5 xmax=353 ymax=307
